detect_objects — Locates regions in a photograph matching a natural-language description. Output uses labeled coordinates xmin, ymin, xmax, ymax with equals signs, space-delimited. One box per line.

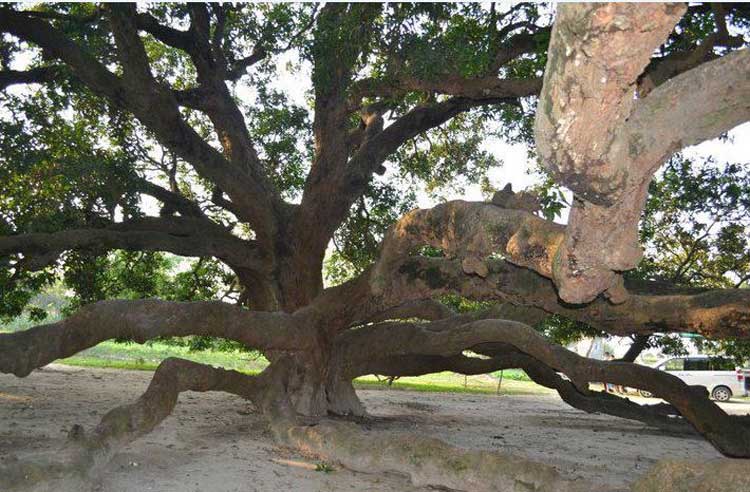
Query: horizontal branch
xmin=383 ymin=256 xmax=750 ymax=339
xmin=352 ymin=348 xmax=691 ymax=434
xmin=372 ymin=200 xmax=564 ymax=293
xmin=349 ymin=75 xmax=541 ymax=108
xmin=359 ymin=299 xmax=456 ymax=325
xmin=0 ymin=66 xmax=61 ymax=90
xmin=0 ymin=217 xmax=267 ymax=274
xmin=0 ymin=299 xmax=304 ymax=377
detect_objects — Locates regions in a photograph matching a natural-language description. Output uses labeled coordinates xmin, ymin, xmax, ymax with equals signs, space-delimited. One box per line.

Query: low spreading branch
xmin=333 ymin=316 xmax=750 ymax=457
xmin=0 ymin=299 xmax=303 ymax=377
xmin=381 ymin=256 xmax=750 ymax=339
xmin=0 ymin=358 xmax=271 ymax=491
xmin=354 ymin=348 xmax=691 ymax=434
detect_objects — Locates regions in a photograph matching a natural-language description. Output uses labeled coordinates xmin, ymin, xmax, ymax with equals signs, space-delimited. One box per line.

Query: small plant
xmin=315 ymin=462 xmax=334 ymax=473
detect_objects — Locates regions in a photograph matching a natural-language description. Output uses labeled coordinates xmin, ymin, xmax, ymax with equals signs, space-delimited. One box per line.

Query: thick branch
xmin=349 ymin=75 xmax=542 ymax=107
xmin=359 ymin=299 xmax=456 ymax=325
xmin=0 ymin=299 xmax=302 ymax=377
xmin=314 ymin=198 xmax=750 ymax=339
xmin=334 ymin=317 xmax=750 ymax=457
xmin=0 ymin=217 xmax=266 ymax=274
xmin=382 ymin=256 xmax=750 ymax=339
xmin=535 ymin=3 xmax=685 ymax=206
xmin=0 ymin=358 xmax=271 ymax=490
xmin=620 ymin=48 xmax=750 ymax=168
xmin=372 ymin=200 xmax=565 ymax=293
xmin=0 ymin=66 xmax=61 ymax=90
xmin=353 ymin=348 xmax=690 ymax=434
xmin=299 ymin=98 xmax=524 ymax=261
xmin=533 ymin=5 xmax=750 ymax=304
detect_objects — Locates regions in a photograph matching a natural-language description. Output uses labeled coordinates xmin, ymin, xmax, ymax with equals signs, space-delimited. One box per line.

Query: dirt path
xmin=1 ymin=365 xmax=748 ymax=491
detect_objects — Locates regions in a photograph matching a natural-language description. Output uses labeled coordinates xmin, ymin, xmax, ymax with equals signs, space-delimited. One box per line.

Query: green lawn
xmin=59 ymin=339 xmax=269 ymax=373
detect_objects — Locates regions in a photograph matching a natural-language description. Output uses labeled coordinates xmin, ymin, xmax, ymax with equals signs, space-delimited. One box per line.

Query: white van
xmin=639 ymin=355 xmax=747 ymax=402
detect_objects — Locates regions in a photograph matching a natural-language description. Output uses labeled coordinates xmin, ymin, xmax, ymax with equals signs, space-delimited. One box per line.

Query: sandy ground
xmin=1 ymin=365 xmax=749 ymax=492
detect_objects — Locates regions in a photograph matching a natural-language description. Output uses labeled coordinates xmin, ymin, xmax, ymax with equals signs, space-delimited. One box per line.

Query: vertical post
xmin=496 ymin=370 xmax=504 ymax=395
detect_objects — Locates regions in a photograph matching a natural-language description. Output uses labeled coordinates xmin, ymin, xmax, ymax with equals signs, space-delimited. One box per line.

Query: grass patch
xmin=354 ymin=372 xmax=551 ymax=396
xmin=59 ymin=356 xmax=160 ymax=371
xmin=56 ymin=339 xmax=269 ymax=373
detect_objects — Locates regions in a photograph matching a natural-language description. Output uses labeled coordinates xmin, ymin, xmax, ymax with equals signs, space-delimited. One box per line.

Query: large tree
xmin=1 ymin=3 xmax=749 ymax=490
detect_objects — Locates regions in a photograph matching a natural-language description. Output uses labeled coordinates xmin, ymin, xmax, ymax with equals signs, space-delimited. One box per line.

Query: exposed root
xmin=277 ymin=419 xmax=598 ymax=492
xmin=0 ymin=358 xmax=270 ymax=491
xmin=631 ymin=459 xmax=750 ymax=492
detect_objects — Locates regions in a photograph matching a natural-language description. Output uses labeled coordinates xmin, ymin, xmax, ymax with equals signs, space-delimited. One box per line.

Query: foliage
xmin=637 ymin=155 xmax=750 ymax=288
xmin=624 ymin=155 xmax=750 ymax=363
xmin=326 ymin=179 xmax=415 ymax=285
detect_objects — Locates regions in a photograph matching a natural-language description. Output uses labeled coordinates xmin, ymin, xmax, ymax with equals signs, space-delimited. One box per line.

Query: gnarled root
xmin=277 ymin=419 xmax=598 ymax=492
xmin=0 ymin=358 xmax=269 ymax=491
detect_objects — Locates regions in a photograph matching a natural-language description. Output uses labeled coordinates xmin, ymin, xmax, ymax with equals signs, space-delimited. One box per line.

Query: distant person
xmin=604 ymin=352 xmax=617 ymax=393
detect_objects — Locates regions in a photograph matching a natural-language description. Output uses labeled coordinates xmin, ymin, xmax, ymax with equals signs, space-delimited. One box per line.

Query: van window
xmin=684 ymin=358 xmax=709 ymax=371
xmin=709 ymin=357 xmax=735 ymax=371
xmin=664 ymin=359 xmax=684 ymax=371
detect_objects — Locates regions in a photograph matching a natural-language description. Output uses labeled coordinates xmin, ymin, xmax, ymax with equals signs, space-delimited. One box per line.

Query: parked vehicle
xmin=638 ymin=355 xmax=748 ymax=402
